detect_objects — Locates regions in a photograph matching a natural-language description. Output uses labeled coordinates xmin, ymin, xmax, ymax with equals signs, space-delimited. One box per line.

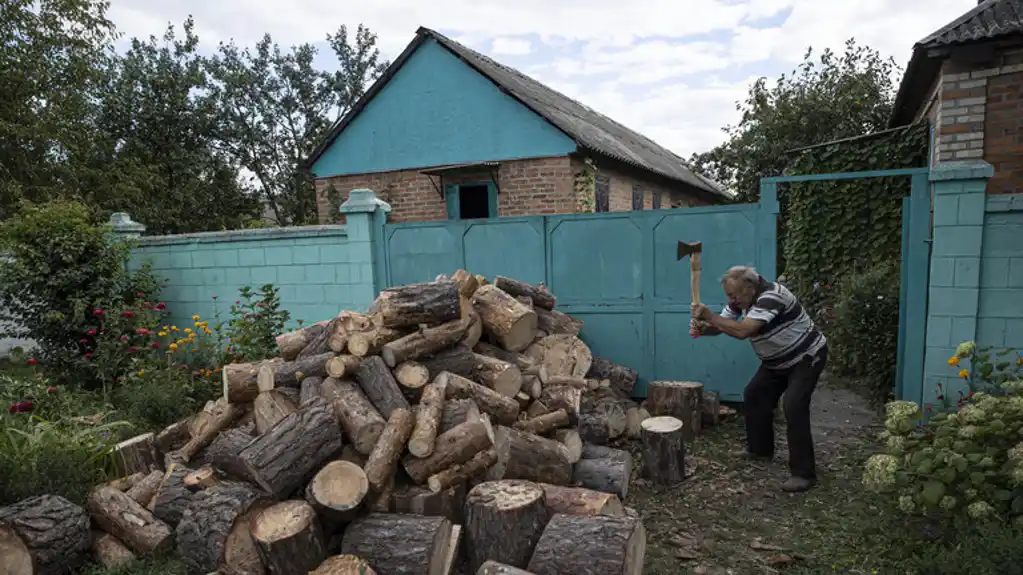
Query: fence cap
xmin=339 ymin=189 xmax=391 ymax=214
xmin=108 ymin=212 xmax=145 ymax=234
xmin=929 ymin=161 xmax=994 ymax=182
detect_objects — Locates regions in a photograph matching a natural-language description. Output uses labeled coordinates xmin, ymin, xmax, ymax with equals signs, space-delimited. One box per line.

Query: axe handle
xmin=690 ymin=253 xmax=701 ymax=306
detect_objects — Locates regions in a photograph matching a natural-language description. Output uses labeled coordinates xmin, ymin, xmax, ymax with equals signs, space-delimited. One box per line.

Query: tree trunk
xmin=439 ymin=398 xmax=481 ymax=434
xmin=341 ymin=513 xmax=452 ymax=575
xmin=326 ymin=355 xmax=362 ymax=379
xmin=150 ymin=464 xmax=192 ymax=527
xmin=464 ymin=480 xmax=549 ymax=572
xmin=87 ymin=486 xmax=173 ymax=554
xmin=277 ymin=322 xmax=327 ymax=360
xmin=474 ymin=353 xmax=522 ymax=397
xmin=223 ymin=360 xmax=276 ymax=403
xmin=112 ymin=432 xmax=158 ymax=477
xmin=356 ymin=356 xmax=411 ymax=419
xmin=125 ymin=469 xmax=164 ymax=505
xmin=154 ymin=418 xmax=191 ymax=456
xmin=174 ymin=398 xmax=242 ymax=463
xmin=477 ymin=561 xmax=536 ymax=575
xmin=348 ymin=326 xmax=407 ymax=357
xmin=382 ymin=318 xmax=468 ymax=368
xmin=90 ymin=531 xmax=135 ymax=569
xmin=393 ymin=361 xmax=430 ymax=400
xmin=175 ymin=481 xmax=271 ymax=574
xmin=371 ymin=280 xmax=462 ymax=328
xmin=427 ymin=446 xmax=498 ymax=492
xmin=572 ymin=445 xmax=632 ymax=499
xmin=578 ymin=397 xmax=627 ymax=445
xmin=184 ymin=465 xmax=219 ymax=492
xmin=258 ymin=352 xmax=333 ymax=390
xmin=239 ymin=397 xmax=344 ymax=499
xmin=311 ymin=555 xmax=378 ymax=575
xmin=539 ymin=484 xmax=624 ymax=516
xmin=526 ymin=514 xmax=645 ymax=575
xmin=203 ymin=428 xmax=256 ymax=483
xmin=251 ymin=500 xmax=327 ymax=575
xmin=409 ymin=377 xmax=447 ymax=458
xmin=443 ymin=371 xmax=520 ymax=425
xmin=253 ymin=390 xmax=298 ymax=435
xmin=306 ymin=460 xmax=368 ymax=525
xmin=320 ymin=377 xmax=386 ymax=455
xmin=471 ymin=285 xmax=538 ymax=352
xmin=539 ymin=386 xmax=582 ymax=423
xmin=402 ymin=418 xmax=493 ymax=484
xmin=586 ymin=356 xmax=638 ymax=398
xmin=392 ymin=483 xmax=467 ymax=525
xmin=493 ymin=276 xmax=556 ymax=310
xmin=646 ymin=381 xmax=703 ymax=440
xmin=552 ymin=429 xmax=582 ymax=464
xmin=364 ymin=408 xmax=416 ymax=493
xmin=0 ymin=495 xmax=91 ymax=575
xmin=702 ymin=391 xmax=720 ymax=427
xmin=640 ymin=416 xmax=686 ymax=485
xmin=534 ymin=308 xmax=582 ymax=337
xmin=487 ymin=426 xmax=572 ymax=484
xmin=451 ymin=269 xmax=480 ymax=297
xmin=513 ymin=409 xmax=570 ymax=435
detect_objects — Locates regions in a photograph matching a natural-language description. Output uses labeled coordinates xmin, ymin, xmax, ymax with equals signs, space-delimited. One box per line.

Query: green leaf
xmin=920 ymin=481 xmax=945 ymax=506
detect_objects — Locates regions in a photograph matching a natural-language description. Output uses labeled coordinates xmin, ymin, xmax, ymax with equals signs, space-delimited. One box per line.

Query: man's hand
xmin=689 ymin=318 xmax=702 ymax=339
xmin=691 ymin=302 xmax=711 ymax=320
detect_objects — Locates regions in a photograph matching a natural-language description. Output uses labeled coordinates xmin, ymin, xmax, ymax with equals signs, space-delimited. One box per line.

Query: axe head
xmin=676 ymin=240 xmax=703 ymax=261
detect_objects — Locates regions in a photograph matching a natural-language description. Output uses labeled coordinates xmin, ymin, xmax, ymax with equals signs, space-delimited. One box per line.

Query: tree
xmin=207 ymin=24 xmax=388 ymax=225
xmin=689 ymin=39 xmax=898 ymax=203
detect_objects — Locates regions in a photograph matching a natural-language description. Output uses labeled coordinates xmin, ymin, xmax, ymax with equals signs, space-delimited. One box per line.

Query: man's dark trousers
xmin=742 ymin=345 xmax=829 ymax=479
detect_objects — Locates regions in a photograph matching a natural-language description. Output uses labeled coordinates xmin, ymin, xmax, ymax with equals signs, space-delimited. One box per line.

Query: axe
xmin=677 ymin=240 xmax=707 ymax=334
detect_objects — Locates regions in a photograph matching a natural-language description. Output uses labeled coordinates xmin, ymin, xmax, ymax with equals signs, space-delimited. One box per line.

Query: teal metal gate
xmin=377 ymin=191 xmax=779 ymax=400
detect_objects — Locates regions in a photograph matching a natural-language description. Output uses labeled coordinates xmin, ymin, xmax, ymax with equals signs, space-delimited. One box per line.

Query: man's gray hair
xmin=720 ymin=265 xmax=759 ymax=287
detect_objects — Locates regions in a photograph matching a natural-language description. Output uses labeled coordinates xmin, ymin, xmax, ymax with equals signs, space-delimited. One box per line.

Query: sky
xmin=106 ymin=0 xmax=977 ymax=158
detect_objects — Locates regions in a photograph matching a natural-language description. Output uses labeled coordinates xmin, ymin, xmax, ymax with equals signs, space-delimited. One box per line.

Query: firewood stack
xmin=0 ymin=271 xmax=654 ymax=575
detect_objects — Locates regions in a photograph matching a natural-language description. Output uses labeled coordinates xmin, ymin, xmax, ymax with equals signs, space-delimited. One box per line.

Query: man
xmin=690 ymin=265 xmax=828 ymax=493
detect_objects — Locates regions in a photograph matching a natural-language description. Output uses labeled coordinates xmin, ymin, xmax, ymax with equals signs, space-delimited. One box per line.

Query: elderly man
xmin=690 ymin=266 xmax=828 ymax=493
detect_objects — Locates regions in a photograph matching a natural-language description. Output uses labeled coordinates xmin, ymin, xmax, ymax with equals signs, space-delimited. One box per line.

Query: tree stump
xmin=381 ymin=318 xmax=468 ymax=368
xmin=477 ymin=561 xmax=537 ymax=575
xmin=526 ymin=514 xmax=645 ymax=575
xmin=0 ymin=495 xmax=91 ymax=575
xmin=464 ymin=480 xmax=550 ymax=572
xmin=409 ymin=377 xmax=448 ymax=458
xmin=341 ymin=513 xmax=452 ymax=575
xmin=493 ymin=276 xmax=556 ymax=310
xmin=702 ymin=391 xmax=721 ymax=427
xmin=646 ymin=381 xmax=703 ymax=440
xmin=640 ymin=416 xmax=686 ymax=485
xmin=87 ymin=486 xmax=173 ymax=554
xmin=572 ymin=444 xmax=632 ymax=499
xmin=363 ymin=408 xmax=416 ymax=493
xmin=310 ymin=555 xmax=378 ymax=575
xmin=90 ymin=531 xmax=135 ymax=569
xmin=150 ymin=464 xmax=193 ymax=526
xmin=306 ymin=460 xmax=368 ymax=525
xmin=251 ymin=500 xmax=327 ymax=575
xmin=585 ymin=356 xmax=638 ymax=399
xmin=538 ymin=484 xmax=624 ymax=516
xmin=420 ymin=344 xmax=477 ymax=381
xmin=471 ymin=284 xmax=538 ymax=352
xmin=176 ymin=481 xmax=271 ymax=574
xmin=392 ymin=482 xmax=468 ymax=525
xmin=439 ymin=398 xmax=481 ymax=434
xmin=443 ymin=371 xmax=520 ymax=425
xmin=320 ymin=377 xmax=386 ymax=455
xmin=371 ymin=280 xmax=462 ymax=329
xmin=487 ymin=426 xmax=572 ymax=485
xmin=402 ymin=418 xmax=494 ymax=484
xmin=356 ymin=356 xmax=411 ymax=419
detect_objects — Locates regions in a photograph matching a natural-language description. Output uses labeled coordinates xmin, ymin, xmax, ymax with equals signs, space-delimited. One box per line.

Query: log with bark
xmin=300 ymin=376 xmax=326 ymax=404
xmin=443 ymin=371 xmax=520 ymax=425
xmin=543 ymin=375 xmax=588 ymax=390
xmin=311 ymin=555 xmax=378 ymax=575
xmin=539 ymin=385 xmax=582 ymax=423
xmin=203 ymin=428 xmax=256 ymax=483
xmin=239 ymin=397 xmax=344 ymax=499
xmin=149 ymin=464 xmax=192 ymax=527
xmin=493 ymin=276 xmax=556 ymax=310
xmin=552 ymin=429 xmax=582 ymax=464
xmin=184 ymin=465 xmax=219 ymax=492
xmin=87 ymin=486 xmax=174 ymax=554
xmin=355 ymin=356 xmax=411 ymax=419
xmin=487 ymin=426 xmax=572 ymax=484
xmin=348 ymin=326 xmax=406 ymax=357
xmin=460 ymin=296 xmax=484 ymax=349
xmin=513 ymin=409 xmax=570 ymax=436
xmin=223 ymin=360 xmax=276 ymax=403
xmin=251 ymin=500 xmax=327 ymax=575
xmin=539 ymin=484 xmax=624 ymax=517
xmin=526 ymin=514 xmax=645 ymax=575
xmin=477 ymin=561 xmax=536 ymax=575
xmin=174 ymin=398 xmax=242 ymax=462
xmin=320 ymin=377 xmax=386 ymax=455
xmin=471 ymin=284 xmax=538 ymax=352
xmin=175 ymin=481 xmax=271 ymax=574
xmin=298 ymin=317 xmax=340 ymax=359
xmin=0 ymin=495 xmax=91 ymax=575
xmin=90 ymin=531 xmax=135 ymax=569
xmin=371 ymin=280 xmax=462 ymax=329
xmin=125 ymin=469 xmax=165 ymax=505
xmin=325 ymin=355 xmax=362 ymax=379
xmin=154 ymin=418 xmax=191 ymax=455
xmin=257 ymin=352 xmax=333 ymax=390
xmin=702 ymin=391 xmax=721 ymax=427
xmin=381 ymin=318 xmax=468 ymax=368
xmin=419 ymin=344 xmax=477 ymax=380
xmin=526 ymin=335 xmax=592 ymax=382
xmin=451 ymin=269 xmax=480 ymax=298
xmin=106 ymin=471 xmax=145 ymax=492
xmin=534 ymin=307 xmax=583 ymax=337
xmin=473 ymin=353 xmax=522 ymax=397
xmin=276 ymin=322 xmax=328 ymax=360
xmin=577 ymin=396 xmax=627 ymax=445
xmin=341 ymin=513 xmax=453 ymax=575
xmin=408 ymin=377 xmax=447 ymax=458
xmin=573 ymin=445 xmax=633 ymax=500
xmin=640 ymin=416 xmax=686 ymax=485
xmin=305 ymin=460 xmax=368 ymax=525
xmin=427 ymin=446 xmax=499 ymax=492
xmin=363 ymin=408 xmax=416 ymax=493
xmin=253 ymin=390 xmax=298 ymax=435
xmin=439 ymin=398 xmax=481 ymax=434
xmin=402 ymin=418 xmax=494 ymax=484
xmin=112 ymin=432 xmax=158 ymax=477
xmin=585 ymin=356 xmax=638 ymax=399
xmin=393 ymin=361 xmax=430 ymax=400
xmin=646 ymin=380 xmax=703 ymax=440
xmin=464 ymin=480 xmax=550 ymax=572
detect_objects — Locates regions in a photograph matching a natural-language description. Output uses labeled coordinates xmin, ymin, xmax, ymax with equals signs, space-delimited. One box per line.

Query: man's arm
xmin=705 ymin=312 xmax=764 ymax=340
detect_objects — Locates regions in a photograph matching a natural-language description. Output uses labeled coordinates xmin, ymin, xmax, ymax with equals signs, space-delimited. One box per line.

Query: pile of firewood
xmin=0 ymin=271 xmax=667 ymax=575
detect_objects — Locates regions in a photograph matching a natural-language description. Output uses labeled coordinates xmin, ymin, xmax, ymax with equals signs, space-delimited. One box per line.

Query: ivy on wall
xmin=573 ymin=157 xmax=597 ymax=212
xmin=781 ymin=122 xmax=929 ymax=314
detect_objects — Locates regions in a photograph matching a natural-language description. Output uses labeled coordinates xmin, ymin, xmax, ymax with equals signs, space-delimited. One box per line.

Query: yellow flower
xmin=948 ymin=356 xmax=960 ymax=367
xmin=215 ymin=366 xmax=222 ymax=373
xmin=191 ymin=347 xmax=198 ymax=353
xmin=137 ymin=370 xmax=145 ymax=376
xmin=959 ymin=369 xmax=970 ymax=379
xmin=192 ymin=315 xmax=200 ymax=321
xmin=201 ymin=321 xmax=208 ymax=327
xmin=171 ymin=326 xmax=178 ymax=332
xmin=169 ymin=343 xmax=178 ymax=351
xmin=203 ymin=328 xmax=212 ymax=335
xmin=205 ymin=369 xmax=213 ymax=376
xmin=184 ymin=327 xmax=192 ymax=334
xmin=194 ymin=321 xmax=202 ymax=328
xmin=158 ymin=331 xmax=168 ymax=337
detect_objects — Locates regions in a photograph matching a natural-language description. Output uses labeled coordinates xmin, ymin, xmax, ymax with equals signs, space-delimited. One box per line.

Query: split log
xmin=586 ymin=356 xmax=637 ymax=398
xmin=539 ymin=484 xmax=623 ymax=516
xmin=494 ymin=276 xmax=556 ymax=310
xmin=471 ymin=284 xmax=538 ymax=352
xmin=311 ymin=555 xmax=378 ymax=575
xmin=364 ymin=408 xmax=416 ymax=493
xmin=223 ymin=360 xmax=275 ymax=403
xmin=526 ymin=514 xmax=645 ymax=575
xmin=341 ymin=513 xmax=452 ymax=574
xmin=382 ymin=318 xmax=468 ymax=368
xmin=409 ymin=377 xmax=448 ymax=458
xmin=464 ymin=480 xmax=550 ymax=572
xmin=461 ymin=297 xmax=484 ymax=349
xmin=439 ymin=398 xmax=481 ymax=434
xmin=488 ymin=426 xmax=572 ymax=484
xmin=371 ymin=280 xmax=462 ymax=328
xmin=478 ymin=561 xmax=536 ymax=575
xmin=184 ymin=465 xmax=218 ymax=491
xmin=475 ymin=342 xmax=540 ymax=375
xmin=320 ymin=377 xmax=386 ymax=455
xmin=175 ymin=481 xmax=271 ymax=574
xmin=539 ymin=386 xmax=582 ymax=423
xmin=474 ymin=353 xmax=522 ymax=397
xmin=552 ymin=429 xmax=582 ymax=464
xmin=258 ymin=352 xmax=332 ymax=390
xmin=646 ymin=380 xmax=703 ymax=440
xmin=573 ymin=445 xmax=632 ymax=499
xmin=204 ymin=428 xmax=256 ymax=483
xmin=90 ymin=531 xmax=135 ymax=568
xmin=443 ymin=371 xmax=520 ymax=425
xmin=624 ymin=406 xmax=651 ymax=439
xmin=534 ymin=308 xmax=583 ymax=337
xmin=251 ymin=500 xmax=327 ymax=575
xmin=106 ymin=471 xmax=145 ymax=492
xmin=0 ymin=495 xmax=91 ymax=574
xmin=442 ymin=524 xmax=462 ymax=575
xmin=402 ymin=418 xmax=494 ymax=484
xmin=513 ymin=409 xmax=570 ymax=435
xmin=300 ymin=376 xmax=326 ymax=405
xmin=125 ymin=469 xmax=164 ymax=505
xmin=239 ymin=397 xmax=345 ymax=498
xmin=174 ymin=398 xmax=242 ymax=462
xmin=325 ymin=355 xmax=362 ymax=379
xmin=525 ymin=400 xmax=550 ymax=419
xmin=277 ymin=323 xmax=327 ymax=360
xmin=150 ymin=465 xmax=192 ymax=526
xmin=428 ymin=446 xmax=499 ymax=492
xmin=451 ymin=269 xmax=480 ymax=297
xmin=113 ymin=432 xmax=158 ymax=476
xmin=393 ymin=361 xmax=430 ymax=400
xmin=254 ymin=390 xmax=298 ymax=435
xmin=306 ymin=460 xmax=368 ymax=525
xmin=154 ymin=418 xmax=191 ymax=455
xmin=87 ymin=486 xmax=173 ymax=554
xmin=522 ymin=375 xmax=542 ymax=399
xmin=298 ymin=317 xmax=339 ymax=359
xmin=355 ymin=356 xmax=411 ymax=419
xmin=348 ymin=326 xmax=406 ymax=357
xmin=578 ymin=397 xmax=627 ymax=445
xmin=702 ymin=391 xmax=721 ymax=427
xmin=640 ymin=416 xmax=685 ymax=485
xmin=393 ymin=482 xmax=467 ymax=524
xmin=525 ymin=335 xmax=592 ymax=381
xmin=515 ymin=391 xmax=531 ymax=410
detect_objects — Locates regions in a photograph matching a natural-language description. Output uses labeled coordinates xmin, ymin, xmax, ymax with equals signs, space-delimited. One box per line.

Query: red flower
xmin=122 ymin=311 xmax=134 ymax=318
xmin=26 ymin=359 xmax=38 ymax=366
xmin=120 ymin=335 xmax=129 ymax=342
xmin=235 ymin=300 xmax=240 ymax=304
xmin=212 ymin=295 xmax=217 ymax=300
xmin=114 ymin=378 xmax=121 ymax=383
xmin=99 ymin=328 xmax=104 ymax=334
xmin=136 ymin=328 xmax=149 ymax=335
xmin=87 ymin=329 xmax=97 ymax=336
xmin=8 ymin=401 xmax=34 ymax=414
xmin=136 ymin=292 xmax=145 ymax=298
xmin=151 ymin=342 xmax=160 ymax=349
xmin=156 ymin=302 xmax=166 ymax=311
xmin=128 ymin=347 xmax=139 ymax=353
xmin=79 ymin=338 xmax=88 ymax=343
xmin=83 ymin=352 xmax=93 ymax=359
xmin=937 ymin=394 xmax=944 ymax=400
xmin=47 ymin=386 xmax=57 ymax=393
xmin=93 ymin=309 xmax=104 ymax=316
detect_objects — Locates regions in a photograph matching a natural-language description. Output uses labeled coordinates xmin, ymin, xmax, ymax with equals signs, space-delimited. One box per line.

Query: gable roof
xmin=890 ymin=0 xmax=1023 ymax=126
xmin=306 ymin=27 xmax=730 ymax=200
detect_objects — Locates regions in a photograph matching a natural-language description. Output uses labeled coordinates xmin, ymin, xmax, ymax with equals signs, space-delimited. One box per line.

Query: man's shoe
xmin=733 ymin=450 xmax=772 ymax=462
xmin=781 ymin=476 xmax=817 ymax=493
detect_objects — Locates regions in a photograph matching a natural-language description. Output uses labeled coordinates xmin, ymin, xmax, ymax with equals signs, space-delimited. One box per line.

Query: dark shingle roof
xmin=307 ymin=27 xmax=729 ymax=200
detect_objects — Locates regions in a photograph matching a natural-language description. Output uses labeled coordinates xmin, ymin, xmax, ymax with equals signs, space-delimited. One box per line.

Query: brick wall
xmin=986 ymin=71 xmax=1023 ymax=194
xmin=592 ymin=159 xmax=711 ymax=212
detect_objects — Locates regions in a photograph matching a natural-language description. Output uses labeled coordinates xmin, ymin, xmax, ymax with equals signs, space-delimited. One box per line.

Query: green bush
xmin=79 ymin=555 xmax=191 ymax=575
xmin=224 ymin=284 xmax=291 ymax=362
xmin=828 ymin=262 xmax=900 ymax=400
xmin=904 ymin=522 xmax=1023 ymax=575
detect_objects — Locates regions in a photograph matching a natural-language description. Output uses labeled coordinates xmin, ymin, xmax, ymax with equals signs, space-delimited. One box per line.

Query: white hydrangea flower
xmin=898 ymin=495 xmax=915 ymax=513
xmin=958 ymin=425 xmax=978 ymax=438
xmin=964 ymin=488 xmax=978 ymax=500
xmin=1011 ymin=465 xmax=1023 ymax=487
xmin=956 ymin=341 xmax=976 ymax=358
xmin=863 ymin=454 xmax=900 ymax=491
xmin=886 ymin=401 xmax=922 ymax=420
xmin=886 ymin=435 xmax=907 ymax=454
xmin=1008 ymin=442 xmax=1023 ymax=462
xmin=940 ymin=496 xmax=957 ymax=511
xmin=967 ymin=501 xmax=994 ymax=519
xmin=959 ymin=405 xmax=987 ymax=424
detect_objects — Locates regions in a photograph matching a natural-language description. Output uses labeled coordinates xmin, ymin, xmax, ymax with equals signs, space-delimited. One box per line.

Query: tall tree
xmin=207 ymin=24 xmax=388 ymax=225
xmin=690 ymin=39 xmax=898 ymax=202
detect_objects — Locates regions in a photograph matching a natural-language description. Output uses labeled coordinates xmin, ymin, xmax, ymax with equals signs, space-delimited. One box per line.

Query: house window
xmin=652 ymin=192 xmax=661 ymax=210
xmin=632 ymin=185 xmax=644 ymax=210
xmin=446 ymin=182 xmax=498 ymax=220
xmin=595 ymin=174 xmax=610 ymax=212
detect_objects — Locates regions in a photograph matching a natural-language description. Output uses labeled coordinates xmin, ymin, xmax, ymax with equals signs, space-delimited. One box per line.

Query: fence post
xmin=922 ymin=160 xmax=993 ymax=406
xmin=339 ymin=189 xmax=391 ymax=311
xmin=108 ymin=212 xmax=145 ymax=241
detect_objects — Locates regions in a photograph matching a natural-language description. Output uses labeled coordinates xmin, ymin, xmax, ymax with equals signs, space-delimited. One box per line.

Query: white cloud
xmin=491 ymin=37 xmax=532 ymax=55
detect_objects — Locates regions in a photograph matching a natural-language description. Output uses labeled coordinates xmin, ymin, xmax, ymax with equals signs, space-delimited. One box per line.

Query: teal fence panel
xmin=379 ymin=200 xmax=777 ymax=401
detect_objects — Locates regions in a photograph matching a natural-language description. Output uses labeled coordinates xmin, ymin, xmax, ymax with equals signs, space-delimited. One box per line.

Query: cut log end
xmin=526 ymin=514 xmax=646 ymax=575
xmin=251 ymin=500 xmax=327 ymax=574
xmin=310 ymin=554 xmax=378 ymax=575
xmin=640 ymin=416 xmax=686 ymax=485
xmin=306 ymin=460 xmax=369 ymax=524
xmin=464 ymin=480 xmax=549 ymax=572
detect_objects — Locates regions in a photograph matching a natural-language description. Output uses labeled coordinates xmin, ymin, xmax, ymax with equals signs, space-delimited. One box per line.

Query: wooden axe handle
xmin=690 ymin=252 xmax=701 ymax=306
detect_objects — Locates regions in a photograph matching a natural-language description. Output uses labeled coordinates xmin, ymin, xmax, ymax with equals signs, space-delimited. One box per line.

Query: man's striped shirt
xmin=721 ymin=279 xmax=826 ymax=370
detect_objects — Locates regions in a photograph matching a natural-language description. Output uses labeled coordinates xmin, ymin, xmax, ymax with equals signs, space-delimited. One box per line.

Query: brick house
xmin=306 ymin=27 xmax=730 ymax=223
xmin=890 ymin=0 xmax=1022 ymax=194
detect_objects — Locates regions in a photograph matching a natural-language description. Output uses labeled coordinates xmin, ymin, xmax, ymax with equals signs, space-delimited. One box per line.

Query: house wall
xmin=588 ymin=159 xmax=712 ymax=211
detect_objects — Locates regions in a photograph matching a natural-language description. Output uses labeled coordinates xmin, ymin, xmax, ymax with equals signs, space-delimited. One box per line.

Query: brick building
xmin=890 ymin=0 xmax=1023 ymax=194
xmin=306 ymin=27 xmax=730 ymax=223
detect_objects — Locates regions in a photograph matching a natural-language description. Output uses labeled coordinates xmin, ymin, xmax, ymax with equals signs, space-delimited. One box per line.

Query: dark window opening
xmin=595 ymin=174 xmax=610 ymax=212
xmin=652 ymin=192 xmax=661 ymax=209
xmin=459 ymin=184 xmax=491 ymax=219
xmin=632 ymin=185 xmax=644 ymax=210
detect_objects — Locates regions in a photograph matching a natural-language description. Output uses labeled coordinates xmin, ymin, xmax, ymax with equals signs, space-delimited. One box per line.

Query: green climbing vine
xmin=574 ymin=157 xmax=597 ymax=212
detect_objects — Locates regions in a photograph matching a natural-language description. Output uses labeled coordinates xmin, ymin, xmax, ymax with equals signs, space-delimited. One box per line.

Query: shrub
xmin=828 ymin=262 xmax=900 ymax=400
xmin=79 ymin=555 xmax=191 ymax=575
xmin=224 ymin=284 xmax=290 ymax=362
xmin=904 ymin=522 xmax=1023 ymax=575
